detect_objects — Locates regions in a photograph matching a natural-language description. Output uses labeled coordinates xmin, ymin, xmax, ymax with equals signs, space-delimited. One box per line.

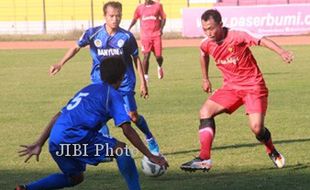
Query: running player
xmin=128 ymin=0 xmax=166 ymax=82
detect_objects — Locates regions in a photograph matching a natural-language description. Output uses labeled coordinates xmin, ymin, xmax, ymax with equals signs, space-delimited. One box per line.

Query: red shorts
xmin=209 ymin=86 xmax=268 ymax=114
xmin=141 ymin=36 xmax=162 ymax=57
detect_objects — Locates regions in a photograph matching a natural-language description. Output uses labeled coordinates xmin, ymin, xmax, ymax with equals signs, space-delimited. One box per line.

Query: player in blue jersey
xmin=49 ymin=1 xmax=159 ymax=154
xmin=16 ymin=56 xmax=168 ymax=190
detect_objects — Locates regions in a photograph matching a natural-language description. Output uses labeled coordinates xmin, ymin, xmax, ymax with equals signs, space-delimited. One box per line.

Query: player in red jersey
xmin=180 ymin=9 xmax=293 ymax=172
xmin=128 ymin=0 xmax=166 ymax=83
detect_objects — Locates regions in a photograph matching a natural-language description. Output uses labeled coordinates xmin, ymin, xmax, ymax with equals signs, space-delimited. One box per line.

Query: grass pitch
xmin=0 ymin=45 xmax=309 ymax=189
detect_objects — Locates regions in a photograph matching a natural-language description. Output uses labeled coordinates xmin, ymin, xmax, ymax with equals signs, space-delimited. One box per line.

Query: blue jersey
xmin=78 ymin=24 xmax=139 ymax=94
xmin=49 ymin=82 xmax=130 ymax=152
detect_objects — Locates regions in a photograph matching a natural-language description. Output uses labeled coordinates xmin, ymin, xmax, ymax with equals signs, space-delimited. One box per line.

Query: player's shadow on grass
xmin=262 ymin=72 xmax=290 ymax=76
xmin=165 ymin=137 xmax=310 ymax=156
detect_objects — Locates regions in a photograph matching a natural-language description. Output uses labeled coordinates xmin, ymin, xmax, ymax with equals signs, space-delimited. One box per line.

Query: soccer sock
xmin=199 ymin=118 xmax=216 ymax=160
xmin=256 ymin=127 xmax=275 ymax=154
xmin=116 ymin=150 xmax=141 ymax=190
xmin=135 ymin=115 xmax=153 ymax=139
xmin=25 ymin=173 xmax=74 ymax=190
xmin=144 ymin=74 xmax=149 ymax=82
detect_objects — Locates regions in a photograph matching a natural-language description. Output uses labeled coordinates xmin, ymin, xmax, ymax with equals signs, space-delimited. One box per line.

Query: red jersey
xmin=133 ymin=2 xmax=166 ymax=39
xmin=200 ymin=28 xmax=266 ymax=89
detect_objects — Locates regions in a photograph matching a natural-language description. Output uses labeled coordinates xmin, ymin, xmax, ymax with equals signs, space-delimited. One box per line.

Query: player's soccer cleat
xmin=146 ymin=137 xmax=159 ymax=155
xmin=180 ymin=157 xmax=212 ymax=172
xmin=157 ymin=66 xmax=164 ymax=79
xmin=269 ymin=149 xmax=285 ymax=168
xmin=14 ymin=185 xmax=26 ymax=190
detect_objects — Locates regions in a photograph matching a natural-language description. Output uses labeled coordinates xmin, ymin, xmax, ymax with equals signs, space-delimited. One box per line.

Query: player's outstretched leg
xmin=181 ymin=118 xmax=215 ymax=172
xmin=15 ymin=173 xmax=83 ymax=190
xmin=116 ymin=144 xmax=141 ymax=190
xmin=135 ymin=115 xmax=159 ymax=154
xmin=256 ymin=127 xmax=285 ymax=168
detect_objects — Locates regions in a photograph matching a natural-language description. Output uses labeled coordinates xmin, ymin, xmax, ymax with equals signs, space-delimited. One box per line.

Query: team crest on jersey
xmin=228 ymin=46 xmax=234 ymax=53
xmin=94 ymin=39 xmax=102 ymax=47
xmin=117 ymin=39 xmax=125 ymax=48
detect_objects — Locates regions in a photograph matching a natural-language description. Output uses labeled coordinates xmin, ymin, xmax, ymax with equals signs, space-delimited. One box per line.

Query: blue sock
xmin=25 ymin=173 xmax=74 ymax=190
xmin=116 ymin=150 xmax=140 ymax=190
xmin=99 ymin=124 xmax=110 ymax=137
xmin=136 ymin=115 xmax=153 ymax=139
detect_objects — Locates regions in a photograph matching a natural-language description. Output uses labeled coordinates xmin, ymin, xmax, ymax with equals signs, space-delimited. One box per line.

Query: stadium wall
xmin=183 ymin=4 xmax=310 ymax=37
xmin=1 ymin=0 xmax=309 ymax=35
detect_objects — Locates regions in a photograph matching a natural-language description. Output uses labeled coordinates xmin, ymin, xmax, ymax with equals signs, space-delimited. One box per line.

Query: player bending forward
xmin=181 ymin=9 xmax=293 ymax=172
xmin=16 ymin=56 xmax=168 ymax=190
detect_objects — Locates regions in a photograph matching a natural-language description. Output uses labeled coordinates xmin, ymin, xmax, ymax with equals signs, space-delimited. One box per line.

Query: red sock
xmin=263 ymin=138 xmax=275 ymax=154
xmin=199 ymin=128 xmax=214 ymax=160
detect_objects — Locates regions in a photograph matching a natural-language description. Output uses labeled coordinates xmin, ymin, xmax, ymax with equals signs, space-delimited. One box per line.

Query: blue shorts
xmin=122 ymin=91 xmax=137 ymax=113
xmin=50 ymin=133 xmax=117 ymax=176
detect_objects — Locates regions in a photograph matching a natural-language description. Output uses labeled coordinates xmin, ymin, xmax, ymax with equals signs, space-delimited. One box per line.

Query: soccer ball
xmin=141 ymin=156 xmax=166 ymax=177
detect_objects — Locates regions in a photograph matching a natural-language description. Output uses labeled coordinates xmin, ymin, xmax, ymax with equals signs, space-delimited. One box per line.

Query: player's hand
xmin=18 ymin=143 xmax=42 ymax=163
xmin=280 ymin=50 xmax=294 ymax=64
xmin=202 ymin=79 xmax=212 ymax=93
xmin=140 ymin=84 xmax=149 ymax=99
xmin=149 ymin=154 xmax=169 ymax=169
xmin=49 ymin=64 xmax=62 ymax=76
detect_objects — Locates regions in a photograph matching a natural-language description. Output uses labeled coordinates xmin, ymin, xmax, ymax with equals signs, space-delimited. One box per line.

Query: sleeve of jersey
xmin=200 ymin=39 xmax=209 ymax=56
xmin=109 ymin=89 xmax=131 ymax=127
xmin=77 ymin=29 xmax=91 ymax=47
xmin=127 ymin=33 xmax=139 ymax=57
xmin=239 ymin=30 xmax=262 ymax=47
xmin=133 ymin=6 xmax=140 ymax=20
xmin=159 ymin=4 xmax=166 ymax=19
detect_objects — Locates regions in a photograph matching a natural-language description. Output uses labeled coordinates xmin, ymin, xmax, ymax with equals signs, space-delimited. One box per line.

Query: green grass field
xmin=0 ymin=45 xmax=310 ymax=189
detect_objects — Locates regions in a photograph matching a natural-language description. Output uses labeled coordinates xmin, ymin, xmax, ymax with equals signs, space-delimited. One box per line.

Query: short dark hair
xmin=100 ymin=56 xmax=126 ymax=84
xmin=201 ymin=9 xmax=222 ymax=24
xmin=103 ymin=1 xmax=122 ymax=15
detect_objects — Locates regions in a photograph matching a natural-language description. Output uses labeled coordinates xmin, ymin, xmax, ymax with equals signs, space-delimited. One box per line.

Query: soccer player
xmin=128 ymin=0 xmax=166 ymax=82
xmin=49 ymin=1 xmax=160 ymax=154
xmin=15 ymin=56 xmax=168 ymax=190
xmin=180 ymin=9 xmax=293 ymax=172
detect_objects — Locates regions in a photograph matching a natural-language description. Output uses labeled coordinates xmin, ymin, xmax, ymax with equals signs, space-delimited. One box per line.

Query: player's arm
xmin=133 ymin=56 xmax=148 ymax=99
xmin=260 ymin=37 xmax=294 ymax=64
xmin=128 ymin=18 xmax=138 ymax=31
xmin=120 ymin=123 xmax=168 ymax=167
xmin=128 ymin=7 xmax=139 ymax=31
xmin=49 ymin=44 xmax=81 ymax=76
xmin=159 ymin=3 xmax=166 ymax=35
xmin=200 ymin=52 xmax=212 ymax=93
xmin=18 ymin=112 xmax=61 ymax=163
xmin=160 ymin=18 xmax=166 ymax=36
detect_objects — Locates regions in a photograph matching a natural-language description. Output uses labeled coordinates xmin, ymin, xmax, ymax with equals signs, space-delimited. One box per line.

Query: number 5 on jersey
xmin=66 ymin=92 xmax=89 ymax=110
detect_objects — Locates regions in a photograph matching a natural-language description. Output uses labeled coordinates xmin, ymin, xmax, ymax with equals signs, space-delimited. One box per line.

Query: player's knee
xmin=70 ymin=173 xmax=84 ymax=186
xmin=250 ymin=122 xmax=264 ymax=135
xmin=200 ymin=107 xmax=215 ymax=118
xmin=255 ymin=127 xmax=271 ymax=142
xmin=199 ymin=118 xmax=216 ymax=132
xmin=129 ymin=112 xmax=139 ymax=123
